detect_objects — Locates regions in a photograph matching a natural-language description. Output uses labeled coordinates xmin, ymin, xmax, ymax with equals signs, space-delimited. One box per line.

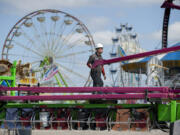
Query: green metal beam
xmin=58 ymin=71 xmax=68 ymax=87
xmin=10 ymin=61 xmax=16 ymax=96
xmin=5 ymin=103 xmax=151 ymax=109
xmin=54 ymin=74 xmax=63 ymax=87
xmin=0 ymin=76 xmax=15 ymax=80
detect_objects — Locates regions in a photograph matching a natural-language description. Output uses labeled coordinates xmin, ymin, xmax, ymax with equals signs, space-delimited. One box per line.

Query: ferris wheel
xmin=2 ymin=9 xmax=95 ymax=87
xmin=109 ymin=23 xmax=143 ymax=87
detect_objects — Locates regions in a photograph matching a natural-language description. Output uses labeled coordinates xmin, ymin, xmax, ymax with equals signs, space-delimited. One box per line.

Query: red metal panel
xmin=0 ymin=86 xmax=169 ymax=93
xmin=0 ymin=93 xmax=171 ymax=101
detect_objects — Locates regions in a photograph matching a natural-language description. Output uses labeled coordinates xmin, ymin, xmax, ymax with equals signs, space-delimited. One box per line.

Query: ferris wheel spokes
xmin=51 ymin=16 xmax=74 ymax=53
xmin=22 ymin=18 xmax=50 ymax=55
xmin=13 ymin=40 xmax=43 ymax=58
xmin=30 ymin=20 xmax=49 ymax=51
xmin=57 ymin=63 xmax=87 ymax=80
xmin=19 ymin=28 xmax=43 ymax=51
xmin=48 ymin=14 xmax=59 ymax=45
xmin=55 ymin=25 xmax=78 ymax=54
xmin=62 ymin=37 xmax=86 ymax=52
xmin=55 ymin=49 xmax=92 ymax=59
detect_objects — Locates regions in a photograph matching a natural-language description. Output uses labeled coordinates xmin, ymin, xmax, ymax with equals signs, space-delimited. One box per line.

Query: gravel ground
xmin=0 ymin=129 xmax=169 ymax=135
xmin=31 ymin=130 xmax=169 ymax=135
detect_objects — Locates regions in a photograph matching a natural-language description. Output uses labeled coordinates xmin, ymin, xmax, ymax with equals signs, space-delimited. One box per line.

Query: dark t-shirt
xmin=87 ymin=53 xmax=103 ymax=74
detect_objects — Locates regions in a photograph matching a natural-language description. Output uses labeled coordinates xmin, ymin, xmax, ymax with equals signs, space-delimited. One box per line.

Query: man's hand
xmin=87 ymin=63 xmax=92 ymax=69
xmin=103 ymin=75 xmax=106 ymax=80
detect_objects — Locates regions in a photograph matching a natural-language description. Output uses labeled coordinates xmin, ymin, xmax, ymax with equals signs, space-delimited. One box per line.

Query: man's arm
xmin=87 ymin=63 xmax=92 ymax=68
xmin=87 ymin=55 xmax=94 ymax=68
xmin=102 ymin=66 xmax=106 ymax=80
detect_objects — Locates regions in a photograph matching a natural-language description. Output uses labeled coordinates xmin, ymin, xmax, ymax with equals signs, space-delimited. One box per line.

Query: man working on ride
xmin=87 ymin=43 xmax=106 ymax=87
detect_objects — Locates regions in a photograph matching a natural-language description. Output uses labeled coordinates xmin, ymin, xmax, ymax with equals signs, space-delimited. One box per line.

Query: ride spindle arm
xmin=161 ymin=0 xmax=180 ymax=48
xmin=92 ymin=45 xmax=180 ymax=68
xmin=161 ymin=1 xmax=180 ymax=10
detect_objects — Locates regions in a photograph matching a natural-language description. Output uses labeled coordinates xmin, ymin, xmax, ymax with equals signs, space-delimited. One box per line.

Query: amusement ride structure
xmin=110 ymin=23 xmax=144 ymax=87
xmin=0 ymin=1 xmax=180 ymax=135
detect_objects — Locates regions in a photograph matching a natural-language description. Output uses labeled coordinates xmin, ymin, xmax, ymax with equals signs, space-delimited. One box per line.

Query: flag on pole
xmin=42 ymin=64 xmax=59 ymax=81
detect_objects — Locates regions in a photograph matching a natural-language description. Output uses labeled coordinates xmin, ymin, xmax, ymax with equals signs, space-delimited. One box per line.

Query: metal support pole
xmin=171 ymin=100 xmax=177 ymax=123
xmin=10 ymin=61 xmax=16 ymax=96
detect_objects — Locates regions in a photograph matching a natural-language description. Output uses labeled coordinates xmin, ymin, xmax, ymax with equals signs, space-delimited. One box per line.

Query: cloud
xmin=174 ymin=1 xmax=180 ymax=5
xmin=85 ymin=16 xmax=111 ymax=32
xmin=0 ymin=0 xmax=163 ymax=16
xmin=2 ymin=0 xmax=91 ymax=9
xmin=121 ymin=0 xmax=162 ymax=5
xmin=0 ymin=0 xmax=93 ymax=15
xmin=151 ymin=21 xmax=180 ymax=43
xmin=92 ymin=30 xmax=115 ymax=46
xmin=91 ymin=0 xmax=163 ymax=7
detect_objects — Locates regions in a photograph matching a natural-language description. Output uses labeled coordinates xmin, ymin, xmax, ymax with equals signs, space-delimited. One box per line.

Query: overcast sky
xmin=0 ymin=0 xmax=180 ymax=52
